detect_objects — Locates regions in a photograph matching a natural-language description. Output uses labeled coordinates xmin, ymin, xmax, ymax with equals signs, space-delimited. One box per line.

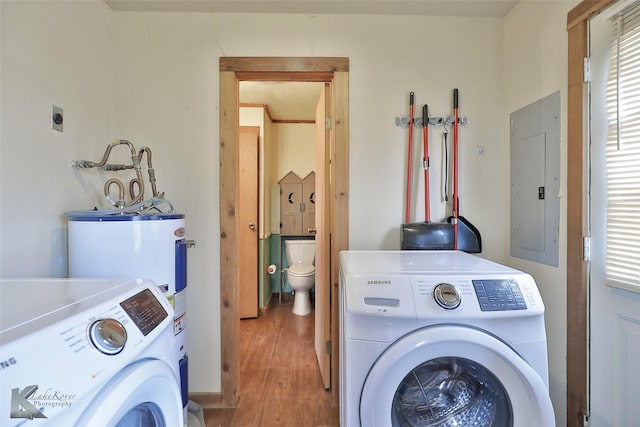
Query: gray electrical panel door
xmin=510 ymin=91 xmax=560 ymax=267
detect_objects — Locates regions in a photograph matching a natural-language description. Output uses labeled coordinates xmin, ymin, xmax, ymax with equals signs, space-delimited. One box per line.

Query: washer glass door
xmin=76 ymin=359 xmax=183 ymax=427
xmin=392 ymin=356 xmax=512 ymax=426
xmin=360 ymin=326 xmax=555 ymax=427
xmin=116 ymin=402 xmax=169 ymax=426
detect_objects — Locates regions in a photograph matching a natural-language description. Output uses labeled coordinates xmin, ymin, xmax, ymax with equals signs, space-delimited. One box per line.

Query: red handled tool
xmin=405 ymin=92 xmax=415 ymax=224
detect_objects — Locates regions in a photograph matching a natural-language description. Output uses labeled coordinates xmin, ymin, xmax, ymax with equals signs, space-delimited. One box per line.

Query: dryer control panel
xmin=408 ymin=272 xmax=544 ymax=318
xmin=472 ymin=279 xmax=527 ymax=311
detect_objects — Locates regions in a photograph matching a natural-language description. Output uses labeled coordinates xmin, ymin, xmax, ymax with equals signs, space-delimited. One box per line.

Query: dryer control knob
xmin=433 ymin=283 xmax=461 ymax=309
xmin=89 ymin=318 xmax=127 ymax=355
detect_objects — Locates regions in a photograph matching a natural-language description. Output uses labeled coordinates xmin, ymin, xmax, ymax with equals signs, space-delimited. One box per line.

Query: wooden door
xmin=314 ymin=83 xmax=331 ymax=388
xmin=238 ymin=126 xmax=259 ymax=319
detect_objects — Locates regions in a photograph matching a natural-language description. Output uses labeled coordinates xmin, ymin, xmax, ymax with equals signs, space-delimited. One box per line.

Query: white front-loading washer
xmin=339 ymin=250 xmax=555 ymax=427
xmin=0 ymin=278 xmax=183 ymax=427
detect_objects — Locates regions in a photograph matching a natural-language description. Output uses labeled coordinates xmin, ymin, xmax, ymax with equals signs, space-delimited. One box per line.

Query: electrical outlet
xmin=52 ymin=105 xmax=63 ymax=132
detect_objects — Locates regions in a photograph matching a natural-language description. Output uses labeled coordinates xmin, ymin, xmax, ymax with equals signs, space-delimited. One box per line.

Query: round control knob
xmin=89 ymin=318 xmax=127 ymax=355
xmin=433 ymin=283 xmax=461 ymax=309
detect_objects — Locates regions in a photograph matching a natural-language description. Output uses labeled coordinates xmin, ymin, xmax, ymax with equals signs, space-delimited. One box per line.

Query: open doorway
xmin=237 ymin=81 xmax=324 ymax=403
xmin=219 ymin=57 xmax=349 ymax=407
xmin=238 ymin=80 xmax=324 ymax=319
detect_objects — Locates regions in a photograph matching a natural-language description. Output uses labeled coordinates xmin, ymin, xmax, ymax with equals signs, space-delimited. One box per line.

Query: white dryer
xmin=0 ymin=278 xmax=183 ymax=427
xmin=339 ymin=250 xmax=555 ymax=427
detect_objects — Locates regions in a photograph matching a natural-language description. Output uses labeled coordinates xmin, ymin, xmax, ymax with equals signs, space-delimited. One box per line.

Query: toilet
xmin=284 ymin=239 xmax=315 ymax=316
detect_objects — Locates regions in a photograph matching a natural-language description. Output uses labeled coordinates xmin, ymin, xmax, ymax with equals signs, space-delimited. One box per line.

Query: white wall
xmin=272 ymin=122 xmax=315 ymax=234
xmin=0 ymin=3 xmax=574 ymax=414
xmin=503 ymin=1 xmax=579 ymax=426
xmin=273 ymin=123 xmax=315 ymax=180
xmin=112 ymin=11 xmax=221 ymax=392
xmin=0 ymin=0 xmax=114 ymax=277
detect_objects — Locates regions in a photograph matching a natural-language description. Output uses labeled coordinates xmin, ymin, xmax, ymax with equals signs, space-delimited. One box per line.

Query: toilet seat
xmin=289 ymin=264 xmax=315 ymax=277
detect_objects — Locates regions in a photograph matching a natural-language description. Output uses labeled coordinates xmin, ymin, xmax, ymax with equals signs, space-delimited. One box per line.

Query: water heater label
xmin=174 ymin=290 xmax=187 ymax=336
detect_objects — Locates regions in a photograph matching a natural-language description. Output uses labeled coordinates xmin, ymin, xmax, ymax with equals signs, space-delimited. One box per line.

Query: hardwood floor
xmin=204 ymin=299 xmax=339 ymax=427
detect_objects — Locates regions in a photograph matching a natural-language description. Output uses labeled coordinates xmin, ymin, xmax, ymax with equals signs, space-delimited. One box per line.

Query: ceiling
xmin=105 ymin=1 xmax=518 ymax=17
xmin=105 ymin=0 xmax=519 ymax=121
xmin=240 ymin=81 xmax=324 ymax=121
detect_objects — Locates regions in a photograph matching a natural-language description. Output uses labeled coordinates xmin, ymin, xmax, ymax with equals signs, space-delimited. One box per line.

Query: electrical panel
xmin=510 ymin=91 xmax=560 ymax=267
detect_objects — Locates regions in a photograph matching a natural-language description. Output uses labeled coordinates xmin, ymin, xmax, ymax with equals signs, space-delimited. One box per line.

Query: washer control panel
xmin=345 ymin=271 xmax=543 ymax=319
xmin=410 ymin=274 xmax=540 ymax=317
xmin=472 ymin=279 xmax=527 ymax=311
xmin=120 ymin=288 xmax=168 ymax=336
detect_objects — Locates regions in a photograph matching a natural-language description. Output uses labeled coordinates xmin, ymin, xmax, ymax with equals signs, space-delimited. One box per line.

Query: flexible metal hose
xmin=74 ymin=140 xmax=147 ymax=208
xmin=104 ymin=178 xmax=126 ymax=208
xmin=138 ymin=147 xmax=159 ymax=198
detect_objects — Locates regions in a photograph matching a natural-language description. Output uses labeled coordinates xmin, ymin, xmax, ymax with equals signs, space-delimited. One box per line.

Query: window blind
xmin=605 ymin=2 xmax=640 ymax=291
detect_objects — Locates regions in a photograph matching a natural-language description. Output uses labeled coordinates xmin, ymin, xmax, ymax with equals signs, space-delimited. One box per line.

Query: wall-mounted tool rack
xmin=395 ymin=116 xmax=467 ymax=128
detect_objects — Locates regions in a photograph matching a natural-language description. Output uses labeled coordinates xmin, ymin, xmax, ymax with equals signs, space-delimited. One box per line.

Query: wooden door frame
xmin=566 ymin=1 xmax=614 ymax=425
xmin=219 ymin=57 xmax=349 ymax=407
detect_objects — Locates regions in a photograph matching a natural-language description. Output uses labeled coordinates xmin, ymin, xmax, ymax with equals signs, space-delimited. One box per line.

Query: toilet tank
xmin=285 ymin=239 xmax=316 ymax=265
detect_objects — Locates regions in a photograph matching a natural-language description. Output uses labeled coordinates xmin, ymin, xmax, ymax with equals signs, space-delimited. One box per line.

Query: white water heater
xmin=66 ymin=212 xmax=193 ymax=419
xmin=68 ymin=214 xmax=184 ymax=288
